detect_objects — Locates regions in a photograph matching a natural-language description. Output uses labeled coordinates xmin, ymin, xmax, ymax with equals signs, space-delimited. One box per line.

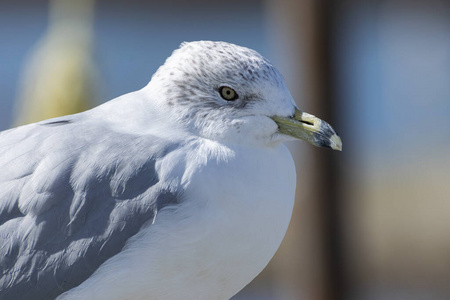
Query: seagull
xmin=0 ymin=41 xmax=342 ymax=300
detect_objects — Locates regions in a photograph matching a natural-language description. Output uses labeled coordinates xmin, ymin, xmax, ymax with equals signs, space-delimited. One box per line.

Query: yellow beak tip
xmin=330 ymin=134 xmax=343 ymax=151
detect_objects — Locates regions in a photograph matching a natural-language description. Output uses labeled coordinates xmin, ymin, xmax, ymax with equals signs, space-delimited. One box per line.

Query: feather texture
xmin=0 ymin=115 xmax=179 ymax=299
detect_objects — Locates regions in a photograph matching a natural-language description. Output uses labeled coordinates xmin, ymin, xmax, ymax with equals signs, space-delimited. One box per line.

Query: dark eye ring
xmin=219 ymin=86 xmax=238 ymax=101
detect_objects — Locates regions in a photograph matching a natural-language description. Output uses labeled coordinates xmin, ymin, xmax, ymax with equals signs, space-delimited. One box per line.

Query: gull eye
xmin=219 ymin=86 xmax=238 ymax=101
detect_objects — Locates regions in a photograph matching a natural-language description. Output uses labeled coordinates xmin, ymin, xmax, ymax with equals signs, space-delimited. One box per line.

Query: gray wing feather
xmin=0 ymin=115 xmax=180 ymax=300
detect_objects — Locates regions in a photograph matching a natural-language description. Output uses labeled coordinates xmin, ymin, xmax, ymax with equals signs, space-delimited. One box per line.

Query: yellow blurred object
xmin=14 ymin=0 xmax=97 ymax=126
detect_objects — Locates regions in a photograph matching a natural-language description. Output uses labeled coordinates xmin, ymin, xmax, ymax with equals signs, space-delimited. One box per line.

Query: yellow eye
xmin=219 ymin=86 xmax=238 ymax=101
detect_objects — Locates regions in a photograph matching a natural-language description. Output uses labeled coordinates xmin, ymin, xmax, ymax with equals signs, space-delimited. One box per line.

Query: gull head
xmin=146 ymin=41 xmax=341 ymax=150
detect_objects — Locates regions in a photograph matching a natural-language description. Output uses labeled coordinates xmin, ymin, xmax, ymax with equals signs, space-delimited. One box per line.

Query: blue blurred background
xmin=1 ymin=0 xmax=449 ymax=299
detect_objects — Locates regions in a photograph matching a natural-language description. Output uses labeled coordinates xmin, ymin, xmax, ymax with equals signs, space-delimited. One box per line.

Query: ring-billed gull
xmin=0 ymin=41 xmax=341 ymax=300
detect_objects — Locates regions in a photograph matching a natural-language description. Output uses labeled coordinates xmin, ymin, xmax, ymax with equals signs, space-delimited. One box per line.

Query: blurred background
xmin=1 ymin=0 xmax=449 ymax=299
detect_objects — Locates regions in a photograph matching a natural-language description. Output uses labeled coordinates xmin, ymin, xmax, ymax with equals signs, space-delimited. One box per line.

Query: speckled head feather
xmin=146 ymin=41 xmax=295 ymax=143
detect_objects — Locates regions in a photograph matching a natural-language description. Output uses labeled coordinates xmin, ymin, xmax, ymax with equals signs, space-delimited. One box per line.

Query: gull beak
xmin=271 ymin=108 xmax=342 ymax=151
